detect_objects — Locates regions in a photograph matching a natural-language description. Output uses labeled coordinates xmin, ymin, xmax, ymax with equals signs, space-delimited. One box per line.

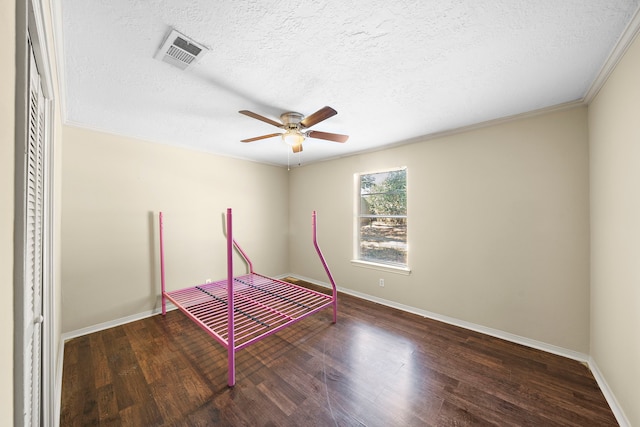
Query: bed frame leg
xmin=227 ymin=208 xmax=236 ymax=386
xmin=312 ymin=211 xmax=338 ymax=324
xmin=332 ymin=295 xmax=337 ymax=324
xmin=159 ymin=211 xmax=167 ymax=316
xmin=228 ymin=347 xmax=235 ymax=387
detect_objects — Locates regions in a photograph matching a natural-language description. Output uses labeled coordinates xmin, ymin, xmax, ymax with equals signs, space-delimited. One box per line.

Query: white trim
xmin=588 ymin=357 xmax=631 ymax=427
xmin=14 ymin=3 xmax=57 ymax=424
xmin=288 ymin=274 xmax=588 ymax=362
xmin=354 ymin=167 xmax=409 ymax=272
xmin=49 ymin=0 xmax=67 ymax=122
xmin=53 ymin=340 xmax=64 ymax=427
xmin=286 ymin=274 xmax=635 ymax=424
xmin=25 ymin=2 xmax=60 ymax=424
xmin=584 ymin=4 xmax=640 ymax=103
xmin=350 ymin=259 xmax=411 ymax=275
xmin=59 ymin=274 xmax=321 ymax=342
xmin=41 ymin=96 xmax=55 ymax=427
xmin=61 ymin=304 xmax=177 ymax=342
xmin=63 ymin=120 xmax=287 ymax=168
xmin=49 ymin=0 xmax=286 ymax=168
xmin=304 ymin=12 xmax=639 ymax=168
xmin=320 ymin=100 xmax=586 ymax=167
xmin=353 ymin=165 xmax=408 ymax=178
xmin=28 ymin=0 xmax=54 ymax=98
xmin=61 ymin=274 xmax=629 ymax=426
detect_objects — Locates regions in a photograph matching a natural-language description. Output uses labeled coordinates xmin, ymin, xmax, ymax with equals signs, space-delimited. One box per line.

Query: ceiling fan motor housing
xmin=280 ymin=112 xmax=304 ymax=130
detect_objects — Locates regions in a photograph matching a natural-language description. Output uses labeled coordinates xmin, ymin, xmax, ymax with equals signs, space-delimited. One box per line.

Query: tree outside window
xmin=358 ymin=168 xmax=407 ymax=267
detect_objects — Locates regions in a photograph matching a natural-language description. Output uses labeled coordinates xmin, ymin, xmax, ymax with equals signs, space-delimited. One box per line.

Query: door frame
xmin=14 ymin=0 xmax=56 ymax=425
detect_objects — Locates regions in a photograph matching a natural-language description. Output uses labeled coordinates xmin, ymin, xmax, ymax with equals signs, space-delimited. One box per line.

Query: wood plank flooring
xmin=61 ymin=278 xmax=618 ymax=426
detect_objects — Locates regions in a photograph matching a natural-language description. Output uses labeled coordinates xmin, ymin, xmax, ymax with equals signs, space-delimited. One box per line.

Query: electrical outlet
xmin=379 ymin=278 xmax=384 ymax=287
xmin=205 ymin=278 xmax=212 ymax=284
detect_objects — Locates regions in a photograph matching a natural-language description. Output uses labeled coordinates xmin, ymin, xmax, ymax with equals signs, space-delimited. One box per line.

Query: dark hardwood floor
xmin=61 ymin=278 xmax=618 ymax=426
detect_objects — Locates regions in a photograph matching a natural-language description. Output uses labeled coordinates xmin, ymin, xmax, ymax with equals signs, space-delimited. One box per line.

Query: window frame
xmin=352 ymin=167 xmax=411 ymax=275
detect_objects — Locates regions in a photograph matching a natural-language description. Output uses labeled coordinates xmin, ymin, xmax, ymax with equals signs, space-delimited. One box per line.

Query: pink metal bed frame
xmin=159 ymin=208 xmax=337 ymax=386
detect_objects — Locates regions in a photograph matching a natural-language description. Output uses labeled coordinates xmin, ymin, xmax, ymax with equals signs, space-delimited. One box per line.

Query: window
xmin=356 ymin=168 xmax=408 ymax=270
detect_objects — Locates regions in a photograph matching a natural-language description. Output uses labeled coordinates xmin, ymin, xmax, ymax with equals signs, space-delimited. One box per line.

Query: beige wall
xmin=589 ymin=34 xmax=640 ymax=426
xmin=4 ymin=1 xmax=631 ymax=422
xmin=289 ymin=107 xmax=591 ymax=353
xmin=61 ymin=126 xmax=290 ymax=332
xmin=1 ymin=0 xmax=15 ymax=423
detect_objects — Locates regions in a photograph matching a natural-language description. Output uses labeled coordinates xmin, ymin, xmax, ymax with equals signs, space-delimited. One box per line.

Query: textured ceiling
xmin=58 ymin=0 xmax=640 ymax=167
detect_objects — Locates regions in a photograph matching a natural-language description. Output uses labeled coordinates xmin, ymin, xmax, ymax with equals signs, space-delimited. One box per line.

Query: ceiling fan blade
xmin=241 ymin=133 xmax=282 ymax=142
xmin=300 ymin=106 xmax=337 ymax=128
xmin=239 ymin=110 xmax=283 ymax=128
xmin=306 ymin=130 xmax=349 ymax=143
xmin=292 ymin=143 xmax=303 ymax=153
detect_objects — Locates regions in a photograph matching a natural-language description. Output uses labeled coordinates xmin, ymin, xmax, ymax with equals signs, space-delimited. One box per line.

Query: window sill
xmin=350 ymin=260 xmax=411 ymax=275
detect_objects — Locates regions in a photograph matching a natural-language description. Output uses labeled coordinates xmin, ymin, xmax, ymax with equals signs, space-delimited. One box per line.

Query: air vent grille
xmin=155 ymin=29 xmax=208 ymax=70
xmin=167 ymin=44 xmax=196 ymax=65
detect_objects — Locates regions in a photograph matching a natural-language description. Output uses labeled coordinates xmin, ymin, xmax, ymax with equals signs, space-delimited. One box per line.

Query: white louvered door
xmin=24 ymin=42 xmax=45 ymax=427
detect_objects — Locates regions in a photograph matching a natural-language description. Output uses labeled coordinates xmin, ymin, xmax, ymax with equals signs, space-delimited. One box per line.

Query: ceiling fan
xmin=239 ymin=106 xmax=349 ymax=153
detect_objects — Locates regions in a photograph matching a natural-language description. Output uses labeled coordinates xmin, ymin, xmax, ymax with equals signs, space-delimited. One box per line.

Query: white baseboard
xmin=589 ymin=356 xmax=631 ymax=427
xmin=287 ymin=273 xmax=635 ymax=426
xmin=61 ymin=304 xmax=177 ymax=343
xmin=287 ymin=273 xmax=589 ymax=362
xmin=59 ymin=274 xmax=628 ymax=426
xmin=57 ymin=303 xmax=176 ymax=427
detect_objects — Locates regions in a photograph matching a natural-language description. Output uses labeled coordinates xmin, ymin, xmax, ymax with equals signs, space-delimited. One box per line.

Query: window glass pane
xmin=360 ymin=217 xmax=407 ymax=265
xmin=360 ymin=170 xmax=406 ymax=215
xmin=360 ymin=196 xmax=372 ymax=215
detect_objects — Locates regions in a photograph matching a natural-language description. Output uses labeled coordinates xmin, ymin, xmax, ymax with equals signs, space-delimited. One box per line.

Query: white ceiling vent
xmin=155 ymin=29 xmax=208 ymax=70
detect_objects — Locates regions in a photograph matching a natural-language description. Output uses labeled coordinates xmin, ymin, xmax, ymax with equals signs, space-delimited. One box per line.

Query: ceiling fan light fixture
xmin=282 ymin=129 xmax=304 ymax=146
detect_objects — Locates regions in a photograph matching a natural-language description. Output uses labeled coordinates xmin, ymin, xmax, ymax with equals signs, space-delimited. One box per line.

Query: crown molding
xmin=48 ymin=0 xmax=67 ymax=122
xmin=584 ymin=5 xmax=640 ymax=103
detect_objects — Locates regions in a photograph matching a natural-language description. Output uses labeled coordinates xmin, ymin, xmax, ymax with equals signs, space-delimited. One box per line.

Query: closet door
xmin=23 ymin=42 xmax=45 ymax=427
